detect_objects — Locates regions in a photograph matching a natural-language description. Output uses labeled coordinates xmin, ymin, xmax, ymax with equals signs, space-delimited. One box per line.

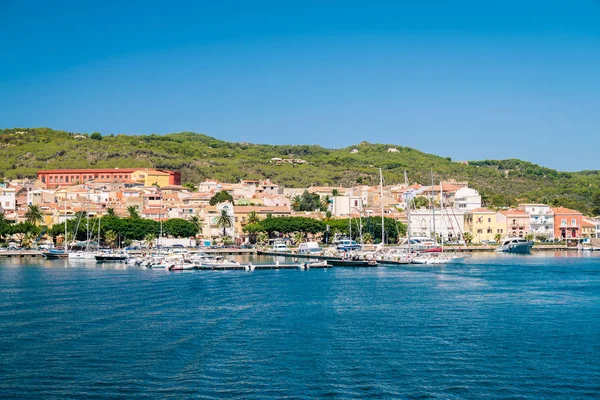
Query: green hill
xmin=2 ymin=127 xmax=599 ymax=215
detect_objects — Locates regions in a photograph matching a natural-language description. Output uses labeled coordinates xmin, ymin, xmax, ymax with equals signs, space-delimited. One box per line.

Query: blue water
xmin=0 ymin=254 xmax=599 ymax=399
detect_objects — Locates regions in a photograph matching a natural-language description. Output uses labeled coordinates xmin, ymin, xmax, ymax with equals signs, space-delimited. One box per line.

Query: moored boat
xmin=495 ymin=238 xmax=534 ymax=254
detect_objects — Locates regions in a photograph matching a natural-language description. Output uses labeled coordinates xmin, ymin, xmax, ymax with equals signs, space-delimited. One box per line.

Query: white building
xmin=0 ymin=187 xmax=16 ymax=212
xmin=407 ymin=208 xmax=467 ymax=242
xmin=452 ymin=187 xmax=482 ymax=211
xmin=331 ymin=195 xmax=364 ymax=217
xmin=518 ymin=204 xmax=555 ymax=240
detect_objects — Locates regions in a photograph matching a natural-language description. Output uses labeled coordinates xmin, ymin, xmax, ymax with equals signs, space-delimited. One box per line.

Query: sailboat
xmin=42 ymin=196 xmax=69 ymax=259
xmin=68 ymin=189 xmax=97 ymax=260
xmin=412 ymin=177 xmax=466 ymax=265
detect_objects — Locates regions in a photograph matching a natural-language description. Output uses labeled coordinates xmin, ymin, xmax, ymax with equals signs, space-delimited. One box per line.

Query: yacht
xmin=495 ymin=238 xmax=534 ymax=254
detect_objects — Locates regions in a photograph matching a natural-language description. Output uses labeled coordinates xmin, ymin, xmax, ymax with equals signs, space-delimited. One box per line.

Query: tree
xmin=25 ymin=205 xmax=44 ymax=226
xmin=591 ymin=191 xmax=600 ymax=216
xmin=104 ymin=230 xmax=117 ymax=248
xmin=215 ymin=209 xmax=234 ymax=236
xmin=144 ymin=233 xmax=156 ymax=248
xmin=162 ymin=218 xmax=197 ymax=238
xmin=127 ymin=206 xmax=140 ymax=219
xmin=292 ymin=231 xmax=304 ymax=245
xmin=247 ymin=210 xmax=261 ymax=224
xmin=183 ymin=182 xmax=197 ymax=192
xmin=90 ymin=132 xmax=102 ymax=140
xmin=105 ymin=207 xmax=116 ymax=217
xmin=494 ymin=233 xmax=502 ymax=243
xmin=413 ymin=196 xmax=429 ymax=209
xmin=190 ymin=216 xmax=204 ymax=237
xmin=291 ymin=195 xmax=301 ymax=211
xmin=362 ymin=232 xmax=373 ymax=244
xmin=463 ymin=232 xmax=473 ymax=244
xmin=256 ymin=232 xmax=268 ymax=245
xmin=209 ymin=191 xmax=234 ymax=206
xmin=331 ymin=189 xmax=340 ymax=197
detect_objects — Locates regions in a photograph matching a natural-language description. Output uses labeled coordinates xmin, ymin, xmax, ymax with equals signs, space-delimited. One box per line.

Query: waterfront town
xmin=0 ymin=167 xmax=598 ymax=247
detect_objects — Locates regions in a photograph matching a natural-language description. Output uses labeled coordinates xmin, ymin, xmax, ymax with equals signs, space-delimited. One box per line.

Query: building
xmin=38 ymin=168 xmax=181 ymax=188
xmin=452 ymin=187 xmax=482 ymax=211
xmin=581 ymin=218 xmax=596 ymax=238
xmin=500 ymin=210 xmax=531 ymax=238
xmin=518 ymin=204 xmax=554 ymax=240
xmin=0 ymin=187 xmax=16 ymax=212
xmin=407 ymin=208 xmax=467 ymax=242
xmin=465 ymin=208 xmax=506 ymax=243
xmin=552 ymin=207 xmax=583 ymax=239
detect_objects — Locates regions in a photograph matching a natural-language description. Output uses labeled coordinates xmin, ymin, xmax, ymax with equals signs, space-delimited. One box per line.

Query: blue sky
xmin=1 ymin=0 xmax=598 ymax=171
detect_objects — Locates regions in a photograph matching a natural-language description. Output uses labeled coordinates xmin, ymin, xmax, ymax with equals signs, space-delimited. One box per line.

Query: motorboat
xmin=169 ymin=259 xmax=197 ymax=271
xmin=412 ymin=253 xmax=467 ymax=265
xmin=328 ymin=257 xmax=377 ymax=267
xmin=68 ymin=251 xmax=97 ymax=260
xmin=41 ymin=249 xmax=68 ymax=259
xmin=495 ymin=238 xmax=534 ymax=254
xmin=95 ymin=251 xmax=129 ymax=262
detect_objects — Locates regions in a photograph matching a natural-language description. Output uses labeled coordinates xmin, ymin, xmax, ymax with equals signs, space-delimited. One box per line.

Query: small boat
xmin=412 ymin=253 xmax=466 ymax=265
xmin=328 ymin=258 xmax=377 ymax=267
xmin=68 ymin=251 xmax=97 ymax=260
xmin=169 ymin=259 xmax=196 ymax=271
xmin=495 ymin=238 xmax=534 ymax=254
xmin=95 ymin=251 xmax=129 ymax=262
xmin=41 ymin=249 xmax=68 ymax=259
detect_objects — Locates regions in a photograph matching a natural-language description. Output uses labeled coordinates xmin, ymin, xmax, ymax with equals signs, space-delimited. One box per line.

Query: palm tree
xmin=127 ymin=206 xmax=140 ymax=219
xmin=291 ymin=195 xmax=301 ymax=211
xmin=0 ymin=211 xmax=6 ymax=225
xmin=292 ymin=231 xmax=303 ymax=245
xmin=362 ymin=232 xmax=373 ymax=244
xmin=256 ymin=232 xmax=268 ymax=245
xmin=190 ymin=216 xmax=204 ymax=237
xmin=25 ymin=205 xmax=44 ymax=225
xmin=247 ymin=211 xmax=261 ymax=225
xmin=331 ymin=189 xmax=340 ymax=197
xmin=104 ymin=230 xmax=117 ymax=248
xmin=105 ymin=207 xmax=116 ymax=217
xmin=215 ymin=209 xmax=233 ymax=237
xmin=144 ymin=233 xmax=156 ymax=249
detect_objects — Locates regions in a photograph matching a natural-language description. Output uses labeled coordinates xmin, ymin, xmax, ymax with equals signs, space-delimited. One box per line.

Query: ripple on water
xmin=0 ymin=256 xmax=599 ymax=399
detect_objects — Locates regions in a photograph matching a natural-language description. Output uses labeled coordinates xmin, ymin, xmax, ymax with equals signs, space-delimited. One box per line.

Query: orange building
xmin=38 ymin=168 xmax=181 ymax=188
xmin=552 ymin=207 xmax=583 ymax=239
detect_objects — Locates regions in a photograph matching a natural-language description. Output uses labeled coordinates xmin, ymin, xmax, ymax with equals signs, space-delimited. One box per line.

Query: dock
xmin=196 ymin=262 xmax=331 ymax=271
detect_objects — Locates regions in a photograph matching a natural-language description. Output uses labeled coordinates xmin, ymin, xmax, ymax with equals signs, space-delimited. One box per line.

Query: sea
xmin=0 ymin=253 xmax=598 ymax=399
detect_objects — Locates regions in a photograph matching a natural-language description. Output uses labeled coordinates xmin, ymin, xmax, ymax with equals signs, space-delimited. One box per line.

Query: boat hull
xmin=495 ymin=242 xmax=534 ymax=254
xmin=328 ymin=259 xmax=377 ymax=267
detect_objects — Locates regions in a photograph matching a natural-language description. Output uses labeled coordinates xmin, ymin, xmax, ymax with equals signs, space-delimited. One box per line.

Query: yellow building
xmin=465 ymin=207 xmax=507 ymax=243
xmin=131 ymin=169 xmax=171 ymax=187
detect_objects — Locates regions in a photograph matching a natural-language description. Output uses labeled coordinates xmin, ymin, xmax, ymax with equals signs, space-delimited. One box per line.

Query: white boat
xmin=169 ymin=259 xmax=196 ymax=270
xmin=68 ymin=251 xmax=97 ymax=260
xmin=412 ymin=253 xmax=466 ymax=264
xmin=495 ymin=238 xmax=534 ymax=254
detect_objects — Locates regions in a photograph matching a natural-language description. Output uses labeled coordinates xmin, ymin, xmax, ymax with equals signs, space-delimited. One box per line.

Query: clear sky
xmin=1 ymin=0 xmax=598 ymax=171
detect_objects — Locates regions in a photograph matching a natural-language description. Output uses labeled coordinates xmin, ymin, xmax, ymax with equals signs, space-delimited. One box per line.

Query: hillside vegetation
xmin=2 ymin=128 xmax=600 ymax=215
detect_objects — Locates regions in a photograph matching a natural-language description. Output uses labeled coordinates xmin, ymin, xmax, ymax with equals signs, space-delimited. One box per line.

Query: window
xmin=65 ymin=177 xmax=69 ymax=183
xmin=561 ymin=218 xmax=567 ymax=226
xmin=571 ymin=218 xmax=576 ymax=226
xmin=487 ymin=229 xmax=492 ymax=233
xmin=477 ymin=229 xmax=482 ymax=234
xmin=488 ymin=218 xmax=491 ymax=223
xmin=497 ymin=229 xmax=503 ymax=233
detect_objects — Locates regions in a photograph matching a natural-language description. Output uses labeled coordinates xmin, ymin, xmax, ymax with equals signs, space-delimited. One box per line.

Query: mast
xmin=85 ymin=189 xmax=90 ymax=252
xmin=159 ymin=192 xmax=163 ymax=248
xmin=64 ymin=195 xmax=68 ymax=253
xmin=379 ymin=168 xmax=385 ymax=245
xmin=404 ymin=170 xmax=411 ymax=254
xmin=431 ymin=170 xmax=436 ymax=244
